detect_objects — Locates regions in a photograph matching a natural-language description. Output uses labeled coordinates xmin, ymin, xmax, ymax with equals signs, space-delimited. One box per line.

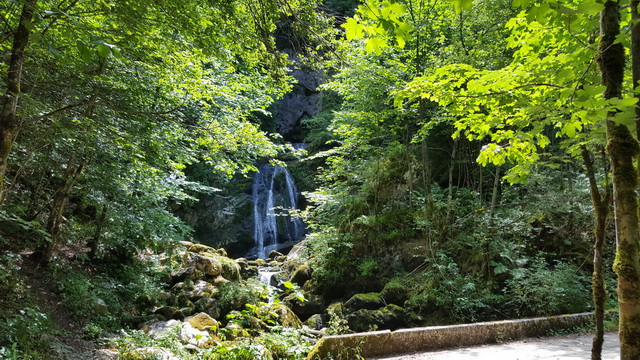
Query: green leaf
xmin=342 ymin=18 xmax=366 ymax=40
xmin=577 ymin=1 xmax=604 ymax=15
xmin=96 ymin=43 xmax=110 ymax=58
xmin=365 ymin=36 xmax=388 ymax=55
xmin=76 ymin=41 xmax=92 ymax=63
xmin=448 ymin=0 xmax=473 ymax=14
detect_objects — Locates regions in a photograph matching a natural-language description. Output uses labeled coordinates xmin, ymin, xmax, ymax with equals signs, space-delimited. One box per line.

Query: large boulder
xmin=179 ymin=322 xmax=216 ymax=348
xmin=270 ymin=303 xmax=303 ymax=328
xmin=284 ymin=292 xmax=324 ymax=322
xmin=183 ymin=252 xmax=223 ymax=277
xmin=213 ymin=254 xmax=241 ymax=281
xmin=381 ymin=280 xmax=409 ymax=306
xmin=345 ymin=304 xmax=406 ymax=332
xmin=185 ymin=312 xmax=219 ymax=333
xmin=344 ymin=292 xmax=384 ymax=312
xmin=289 ymin=263 xmax=312 ymax=286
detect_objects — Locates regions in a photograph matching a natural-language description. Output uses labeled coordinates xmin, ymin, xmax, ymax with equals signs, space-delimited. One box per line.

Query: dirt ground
xmin=372 ymin=332 xmax=620 ymax=360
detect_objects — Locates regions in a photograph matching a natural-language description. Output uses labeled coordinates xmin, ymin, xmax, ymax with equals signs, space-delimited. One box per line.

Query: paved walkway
xmin=373 ymin=332 xmax=619 ymax=360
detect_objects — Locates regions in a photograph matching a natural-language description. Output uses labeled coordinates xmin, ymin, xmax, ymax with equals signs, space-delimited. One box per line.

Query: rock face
xmin=177 ymin=191 xmax=254 ymax=258
xmin=273 ymin=53 xmax=323 ymax=142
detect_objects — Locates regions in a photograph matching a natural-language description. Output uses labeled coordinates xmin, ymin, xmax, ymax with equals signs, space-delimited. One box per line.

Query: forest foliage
xmin=1 ymin=0 xmax=638 ymax=358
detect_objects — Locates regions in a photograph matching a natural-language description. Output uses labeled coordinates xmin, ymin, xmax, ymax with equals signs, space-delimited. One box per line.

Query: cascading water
xmin=249 ymin=163 xmax=305 ymax=259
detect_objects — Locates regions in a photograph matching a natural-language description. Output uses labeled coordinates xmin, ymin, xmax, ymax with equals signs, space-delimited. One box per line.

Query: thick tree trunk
xmin=582 ymin=147 xmax=610 ymax=360
xmin=598 ymin=2 xmax=640 ymax=359
xmin=0 ymin=0 xmax=37 ymax=200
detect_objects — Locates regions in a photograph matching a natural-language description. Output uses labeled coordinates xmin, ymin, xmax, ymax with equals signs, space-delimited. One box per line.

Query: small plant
xmin=0 ymin=344 xmax=21 ymax=360
xmin=327 ymin=309 xmax=349 ymax=335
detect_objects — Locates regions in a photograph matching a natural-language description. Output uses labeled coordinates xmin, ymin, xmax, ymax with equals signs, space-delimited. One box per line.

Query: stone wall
xmin=306 ymin=312 xmax=596 ymax=359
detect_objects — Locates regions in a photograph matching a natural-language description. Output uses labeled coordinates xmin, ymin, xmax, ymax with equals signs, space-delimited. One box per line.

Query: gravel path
xmin=372 ymin=332 xmax=619 ymax=360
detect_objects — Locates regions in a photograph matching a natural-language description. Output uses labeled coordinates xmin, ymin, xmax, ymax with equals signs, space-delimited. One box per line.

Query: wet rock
xmin=268 ymin=250 xmax=284 ymax=260
xmin=270 ymin=270 xmax=289 ymax=288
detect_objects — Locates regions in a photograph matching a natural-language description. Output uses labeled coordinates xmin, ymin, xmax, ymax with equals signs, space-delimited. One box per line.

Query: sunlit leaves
xmin=340 ymin=0 xmax=413 ymax=54
xmin=447 ymin=0 xmax=473 ymax=14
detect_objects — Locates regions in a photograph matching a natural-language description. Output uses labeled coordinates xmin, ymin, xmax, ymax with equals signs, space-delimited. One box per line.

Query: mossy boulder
xmin=183 ymin=280 xmax=218 ymax=301
xmin=193 ymin=297 xmax=221 ymax=319
xmin=289 ymin=263 xmax=312 ymax=286
xmin=284 ymin=292 xmax=324 ymax=321
xmin=212 ymin=254 xmax=241 ymax=281
xmin=345 ymin=304 xmax=406 ymax=332
xmin=381 ymin=280 xmax=409 ymax=306
xmin=154 ymin=306 xmax=182 ymax=320
xmin=185 ymin=312 xmax=219 ymax=333
xmin=344 ymin=292 xmax=384 ymax=312
xmin=270 ymin=303 xmax=303 ymax=328
xmin=303 ymin=314 xmax=324 ymax=330
xmin=270 ymin=270 xmax=289 ymax=288
xmin=326 ymin=302 xmax=345 ymax=317
xmin=183 ymin=252 xmax=223 ymax=277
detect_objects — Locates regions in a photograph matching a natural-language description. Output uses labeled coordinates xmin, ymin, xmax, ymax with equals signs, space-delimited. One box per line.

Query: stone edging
xmin=306 ymin=312 xmax=596 ymax=359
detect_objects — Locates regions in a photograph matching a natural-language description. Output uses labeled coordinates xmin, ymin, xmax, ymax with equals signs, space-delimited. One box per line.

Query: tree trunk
xmin=37 ymin=158 xmax=84 ymax=264
xmin=488 ymin=165 xmax=500 ymax=227
xmin=88 ymin=203 xmax=108 ymax=259
xmin=0 ymin=0 xmax=37 ymax=201
xmin=598 ymin=2 xmax=640 ymax=359
xmin=582 ymin=147 xmax=611 ymax=360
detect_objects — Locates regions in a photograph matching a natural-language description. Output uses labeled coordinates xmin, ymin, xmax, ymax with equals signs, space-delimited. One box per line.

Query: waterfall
xmin=250 ymin=163 xmax=305 ymax=259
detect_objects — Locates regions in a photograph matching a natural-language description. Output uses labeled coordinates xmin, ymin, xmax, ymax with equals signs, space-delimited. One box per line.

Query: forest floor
xmin=373 ymin=332 xmax=619 ymax=360
xmin=18 ymin=253 xmax=118 ymax=360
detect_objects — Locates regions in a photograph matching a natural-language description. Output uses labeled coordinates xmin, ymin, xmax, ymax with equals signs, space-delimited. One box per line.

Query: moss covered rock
xmin=289 ymin=263 xmax=312 ymax=286
xmin=270 ymin=303 xmax=303 ymax=328
xmin=344 ymin=292 xmax=384 ymax=312
xmin=345 ymin=304 xmax=406 ymax=332
xmin=185 ymin=312 xmax=219 ymax=333
xmin=381 ymin=280 xmax=409 ymax=306
xmin=284 ymin=292 xmax=324 ymax=321
xmin=303 ymin=314 xmax=324 ymax=330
